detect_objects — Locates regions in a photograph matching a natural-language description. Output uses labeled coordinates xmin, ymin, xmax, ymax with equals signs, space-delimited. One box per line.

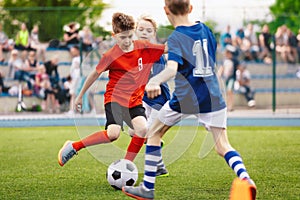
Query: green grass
xmin=0 ymin=126 xmax=300 ymax=200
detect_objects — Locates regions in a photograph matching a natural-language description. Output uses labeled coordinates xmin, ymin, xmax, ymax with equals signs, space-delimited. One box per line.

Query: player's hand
xmin=74 ymin=97 xmax=83 ymax=112
xmin=145 ymin=82 xmax=161 ymax=99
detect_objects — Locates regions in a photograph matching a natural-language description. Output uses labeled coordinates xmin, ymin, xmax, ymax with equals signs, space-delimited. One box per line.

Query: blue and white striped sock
xmin=157 ymin=156 xmax=165 ymax=170
xmin=143 ymin=145 xmax=161 ymax=190
xmin=224 ymin=151 xmax=250 ymax=179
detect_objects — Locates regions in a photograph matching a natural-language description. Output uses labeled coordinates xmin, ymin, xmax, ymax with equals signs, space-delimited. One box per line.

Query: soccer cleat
xmin=58 ymin=140 xmax=77 ymax=166
xmin=230 ymin=178 xmax=257 ymax=200
xmin=160 ymin=139 xmax=165 ymax=148
xmin=156 ymin=167 xmax=169 ymax=178
xmin=122 ymin=183 xmax=154 ymax=200
xmin=243 ymin=178 xmax=257 ymax=200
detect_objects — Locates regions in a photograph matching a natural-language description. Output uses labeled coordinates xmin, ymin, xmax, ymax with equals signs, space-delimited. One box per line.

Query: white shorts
xmin=158 ymin=102 xmax=227 ymax=129
xmin=143 ymin=101 xmax=160 ymax=129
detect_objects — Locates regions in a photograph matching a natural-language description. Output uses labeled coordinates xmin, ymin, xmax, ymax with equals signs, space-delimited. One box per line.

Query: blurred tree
xmin=0 ymin=0 xmax=107 ymax=41
xmin=269 ymin=0 xmax=300 ymax=33
xmin=156 ymin=19 xmax=220 ymax=43
xmin=204 ymin=19 xmax=220 ymax=42
xmin=157 ymin=24 xmax=174 ymax=43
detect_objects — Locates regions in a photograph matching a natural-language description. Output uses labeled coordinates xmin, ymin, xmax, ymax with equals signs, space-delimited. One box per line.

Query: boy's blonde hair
xmin=165 ymin=0 xmax=190 ymax=15
xmin=112 ymin=12 xmax=135 ymax=34
xmin=136 ymin=14 xmax=157 ymax=32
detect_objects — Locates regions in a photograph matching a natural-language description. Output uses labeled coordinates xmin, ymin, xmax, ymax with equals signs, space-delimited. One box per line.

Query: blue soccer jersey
xmin=167 ymin=22 xmax=226 ymax=114
xmin=143 ymin=56 xmax=170 ymax=110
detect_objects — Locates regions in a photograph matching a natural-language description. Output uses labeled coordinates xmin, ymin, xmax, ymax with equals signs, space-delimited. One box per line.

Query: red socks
xmin=72 ymin=130 xmax=110 ymax=151
xmin=125 ymin=134 xmax=146 ymax=161
xmin=72 ymin=131 xmax=145 ymax=161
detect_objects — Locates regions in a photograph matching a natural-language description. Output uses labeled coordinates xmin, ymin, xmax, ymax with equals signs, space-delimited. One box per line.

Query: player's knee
xmin=107 ymin=126 xmax=121 ymax=142
xmin=134 ymin=126 xmax=148 ymax=138
xmin=107 ymin=129 xmax=121 ymax=141
xmin=128 ymin=128 xmax=135 ymax=137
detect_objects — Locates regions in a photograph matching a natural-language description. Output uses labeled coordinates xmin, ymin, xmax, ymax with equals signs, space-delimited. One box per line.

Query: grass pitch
xmin=0 ymin=126 xmax=299 ymax=200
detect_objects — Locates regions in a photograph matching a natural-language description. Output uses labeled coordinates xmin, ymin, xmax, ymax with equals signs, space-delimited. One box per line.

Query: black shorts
xmin=104 ymin=102 xmax=146 ymax=130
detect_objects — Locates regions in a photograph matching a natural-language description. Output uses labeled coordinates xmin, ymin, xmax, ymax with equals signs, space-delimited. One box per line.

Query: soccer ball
xmin=106 ymin=159 xmax=138 ymax=190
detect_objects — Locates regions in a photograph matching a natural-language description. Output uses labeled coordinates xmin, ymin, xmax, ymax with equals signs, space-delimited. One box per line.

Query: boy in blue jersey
xmin=123 ymin=0 xmax=256 ymax=199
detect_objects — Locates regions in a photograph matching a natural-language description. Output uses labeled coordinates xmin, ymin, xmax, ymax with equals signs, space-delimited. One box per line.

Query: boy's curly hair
xmin=112 ymin=12 xmax=135 ymax=34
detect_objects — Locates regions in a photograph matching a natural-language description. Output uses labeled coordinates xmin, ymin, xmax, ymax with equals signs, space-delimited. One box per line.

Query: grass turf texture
xmin=0 ymin=126 xmax=299 ymax=200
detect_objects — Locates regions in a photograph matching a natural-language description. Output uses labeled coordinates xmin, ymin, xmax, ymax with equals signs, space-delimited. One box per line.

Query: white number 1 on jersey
xmin=192 ymin=39 xmax=213 ymax=77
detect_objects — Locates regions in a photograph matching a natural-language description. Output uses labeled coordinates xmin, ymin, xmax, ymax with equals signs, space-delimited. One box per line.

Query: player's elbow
xmin=169 ymin=68 xmax=177 ymax=78
xmin=166 ymin=61 xmax=178 ymax=78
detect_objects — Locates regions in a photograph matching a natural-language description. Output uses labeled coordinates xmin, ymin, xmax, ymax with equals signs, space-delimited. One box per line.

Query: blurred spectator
xmin=220 ymin=25 xmax=232 ymax=52
xmin=0 ymin=23 xmax=14 ymax=62
xmin=242 ymin=23 xmax=259 ymax=61
xmin=0 ymin=70 xmax=10 ymax=94
xmin=286 ymin=28 xmax=298 ymax=64
xmin=63 ymin=22 xmax=80 ymax=49
xmin=66 ymin=45 xmax=81 ymax=114
xmin=97 ymin=35 xmax=115 ymax=55
xmin=14 ymin=23 xmax=31 ymax=51
xmin=9 ymin=49 xmax=34 ymax=90
xmin=233 ymin=28 xmax=244 ymax=49
xmin=234 ymin=62 xmax=256 ymax=108
xmin=44 ymin=56 xmax=59 ymax=86
xmin=275 ymin=25 xmax=289 ymax=62
xmin=30 ymin=24 xmax=46 ymax=62
xmin=56 ymin=75 xmax=72 ymax=112
xmin=34 ymin=65 xmax=59 ymax=113
xmin=24 ymin=50 xmax=40 ymax=79
xmin=218 ymin=45 xmax=239 ymax=111
xmin=78 ymin=26 xmax=94 ymax=52
xmin=258 ymin=24 xmax=272 ymax=64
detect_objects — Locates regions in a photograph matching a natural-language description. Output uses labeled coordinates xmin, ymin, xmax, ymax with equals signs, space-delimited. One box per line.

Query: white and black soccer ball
xmin=106 ymin=159 xmax=138 ymax=190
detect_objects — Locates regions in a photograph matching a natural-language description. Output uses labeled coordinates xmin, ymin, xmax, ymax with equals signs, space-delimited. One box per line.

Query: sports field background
xmin=0 ymin=126 xmax=299 ymax=199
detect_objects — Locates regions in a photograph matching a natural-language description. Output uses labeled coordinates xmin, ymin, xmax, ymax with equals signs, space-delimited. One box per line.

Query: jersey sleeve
xmin=95 ymin=53 xmax=110 ymax=73
xmin=167 ymin=34 xmax=183 ymax=65
xmin=146 ymin=41 xmax=165 ymax=63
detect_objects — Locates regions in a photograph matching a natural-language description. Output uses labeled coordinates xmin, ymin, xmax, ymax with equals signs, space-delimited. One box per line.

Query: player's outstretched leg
xmin=58 ymin=130 xmax=111 ymax=166
xmin=126 ymin=135 xmax=169 ymax=178
xmin=156 ymin=157 xmax=169 ymax=177
xmin=125 ymin=134 xmax=146 ymax=161
xmin=58 ymin=140 xmax=77 ymax=166
xmin=123 ymin=145 xmax=161 ymax=199
xmin=224 ymin=151 xmax=256 ymax=199
xmin=122 ymin=183 xmax=154 ymax=200
xmin=211 ymin=127 xmax=256 ymax=199
xmin=156 ymin=140 xmax=169 ymax=177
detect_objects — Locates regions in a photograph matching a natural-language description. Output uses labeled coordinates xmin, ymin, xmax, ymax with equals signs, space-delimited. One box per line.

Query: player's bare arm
xmin=75 ymin=69 xmax=100 ymax=111
xmin=146 ymin=60 xmax=177 ymax=99
xmin=164 ymin=42 xmax=168 ymax=53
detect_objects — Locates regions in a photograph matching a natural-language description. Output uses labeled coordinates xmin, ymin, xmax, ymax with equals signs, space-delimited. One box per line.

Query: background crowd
xmin=1 ymin=21 xmax=300 ymax=113
xmin=220 ymin=23 xmax=300 ymax=65
xmin=0 ymin=21 xmax=115 ymax=114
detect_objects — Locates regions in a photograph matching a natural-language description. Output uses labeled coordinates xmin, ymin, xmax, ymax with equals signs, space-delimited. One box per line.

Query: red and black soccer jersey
xmin=96 ymin=40 xmax=165 ymax=108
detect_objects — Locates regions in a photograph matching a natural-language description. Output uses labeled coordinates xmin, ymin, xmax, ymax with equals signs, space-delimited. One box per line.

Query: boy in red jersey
xmin=58 ymin=12 xmax=166 ymax=167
